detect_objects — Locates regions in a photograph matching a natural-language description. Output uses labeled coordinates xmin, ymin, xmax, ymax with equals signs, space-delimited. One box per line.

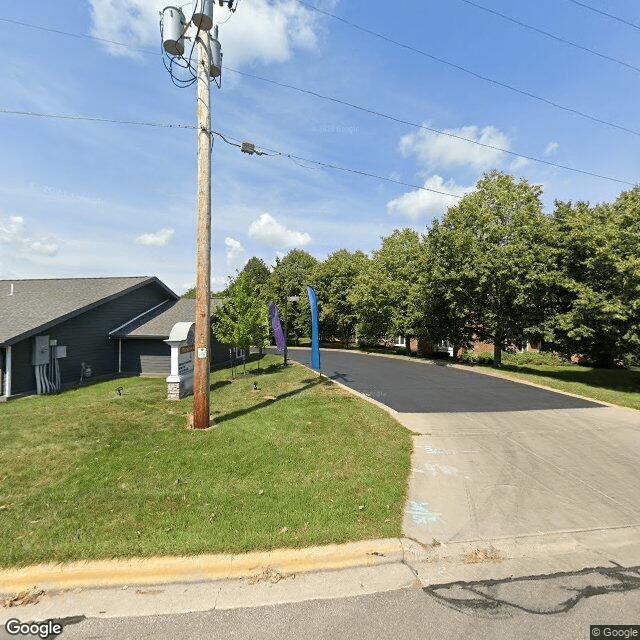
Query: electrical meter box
xmin=33 ymin=336 xmax=50 ymax=365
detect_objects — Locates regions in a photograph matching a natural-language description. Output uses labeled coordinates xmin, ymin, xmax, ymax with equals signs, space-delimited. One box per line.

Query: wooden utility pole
xmin=193 ymin=27 xmax=212 ymax=429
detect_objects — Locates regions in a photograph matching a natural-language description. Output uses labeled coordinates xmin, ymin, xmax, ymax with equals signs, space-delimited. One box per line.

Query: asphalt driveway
xmin=277 ymin=348 xmax=640 ymax=571
xmin=281 ymin=348 xmax=603 ymax=412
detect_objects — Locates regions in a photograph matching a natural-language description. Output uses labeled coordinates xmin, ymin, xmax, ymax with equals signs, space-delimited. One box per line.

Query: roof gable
xmin=0 ymin=277 xmax=177 ymax=345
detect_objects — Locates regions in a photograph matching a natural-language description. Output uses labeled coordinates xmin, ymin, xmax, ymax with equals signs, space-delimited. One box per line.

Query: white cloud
xmin=134 ymin=227 xmax=175 ymax=246
xmin=400 ymin=125 xmax=509 ymax=171
xmin=386 ymin=176 xmax=473 ymax=221
xmin=545 ymin=141 xmax=559 ymax=155
xmin=0 ymin=215 xmax=59 ymax=258
xmin=0 ymin=215 xmax=25 ymax=243
xmin=89 ymin=0 xmax=320 ymax=67
xmin=510 ymin=156 xmax=529 ymax=172
xmin=225 ymin=236 xmax=245 ymax=265
xmin=248 ymin=213 xmax=311 ymax=248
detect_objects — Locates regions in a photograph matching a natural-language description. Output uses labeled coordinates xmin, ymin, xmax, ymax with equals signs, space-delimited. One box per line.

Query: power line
xmin=2 ymin=15 xmax=637 ymax=187
xmin=295 ymin=0 xmax=640 ymax=138
xmin=261 ymin=148 xmax=467 ymax=200
xmin=0 ymin=16 xmax=159 ymax=56
xmin=227 ymin=68 xmax=636 ymax=187
xmin=566 ymin=0 xmax=640 ymax=31
xmin=211 ymin=130 xmax=462 ymax=196
xmin=4 ymin=10 xmax=639 ymax=138
xmin=0 ymin=107 xmax=464 ymax=198
xmin=0 ymin=108 xmax=196 ymax=128
xmin=462 ymin=0 xmax=640 ymax=74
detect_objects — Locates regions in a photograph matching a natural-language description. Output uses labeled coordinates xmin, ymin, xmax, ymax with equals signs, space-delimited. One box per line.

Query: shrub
xmin=460 ymin=350 xmax=479 ymax=365
xmin=477 ymin=351 xmax=494 ymax=365
xmin=502 ymin=351 xmax=569 ymax=366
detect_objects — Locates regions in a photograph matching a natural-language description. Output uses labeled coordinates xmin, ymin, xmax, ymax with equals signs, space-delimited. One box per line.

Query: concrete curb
xmin=4 ymin=526 xmax=640 ymax=597
xmin=0 ymin=539 xmax=404 ymax=595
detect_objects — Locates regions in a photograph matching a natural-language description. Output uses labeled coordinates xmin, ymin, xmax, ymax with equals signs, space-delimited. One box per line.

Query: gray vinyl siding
xmin=121 ymin=339 xmax=170 ymax=376
xmin=7 ymin=283 xmax=171 ymax=395
xmin=122 ymin=329 xmax=235 ymax=376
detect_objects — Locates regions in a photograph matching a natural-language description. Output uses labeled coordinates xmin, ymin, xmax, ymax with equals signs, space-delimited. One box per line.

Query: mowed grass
xmin=474 ymin=363 xmax=640 ymax=410
xmin=0 ymin=355 xmax=411 ymax=568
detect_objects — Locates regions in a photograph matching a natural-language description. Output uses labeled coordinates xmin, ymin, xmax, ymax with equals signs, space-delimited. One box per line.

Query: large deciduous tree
xmin=312 ymin=249 xmax=369 ymax=348
xmin=423 ymin=171 xmax=557 ymax=365
xmin=545 ymin=188 xmax=640 ymax=367
xmin=266 ymin=250 xmax=318 ymax=345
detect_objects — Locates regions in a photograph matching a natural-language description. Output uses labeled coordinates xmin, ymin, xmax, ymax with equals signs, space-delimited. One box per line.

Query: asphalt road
xmin=33 ymin=567 xmax=640 ymax=640
xmin=279 ymin=348 xmax=603 ymax=412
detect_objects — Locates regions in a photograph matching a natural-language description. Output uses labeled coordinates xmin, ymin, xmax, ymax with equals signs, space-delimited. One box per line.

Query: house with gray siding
xmin=0 ymin=277 xmax=237 ymax=399
xmin=110 ymin=297 xmax=235 ymax=375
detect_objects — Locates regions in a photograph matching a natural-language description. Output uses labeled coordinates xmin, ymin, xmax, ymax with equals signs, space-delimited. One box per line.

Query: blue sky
xmin=0 ymin=0 xmax=638 ymax=293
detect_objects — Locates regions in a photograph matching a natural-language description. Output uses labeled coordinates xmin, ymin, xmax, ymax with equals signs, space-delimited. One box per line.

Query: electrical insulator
xmin=161 ymin=6 xmax=186 ymax=56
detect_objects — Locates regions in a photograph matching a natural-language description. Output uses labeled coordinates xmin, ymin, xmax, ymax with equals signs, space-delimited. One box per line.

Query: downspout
xmin=0 ymin=348 xmax=4 ymax=396
xmin=118 ymin=339 xmax=122 ymax=374
xmin=4 ymin=346 xmax=11 ymax=398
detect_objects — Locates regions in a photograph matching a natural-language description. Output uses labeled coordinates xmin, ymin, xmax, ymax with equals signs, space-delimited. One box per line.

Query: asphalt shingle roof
xmin=110 ymin=298 xmax=225 ymax=339
xmin=0 ymin=277 xmax=176 ymax=345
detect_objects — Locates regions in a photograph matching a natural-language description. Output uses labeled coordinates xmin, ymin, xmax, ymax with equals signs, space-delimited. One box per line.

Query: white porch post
xmin=4 ymin=346 xmax=12 ymax=397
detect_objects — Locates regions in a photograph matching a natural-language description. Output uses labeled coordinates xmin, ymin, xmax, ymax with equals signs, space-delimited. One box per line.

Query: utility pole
xmin=161 ymin=3 xmax=226 ymax=429
xmin=193 ymin=26 xmax=212 ymax=429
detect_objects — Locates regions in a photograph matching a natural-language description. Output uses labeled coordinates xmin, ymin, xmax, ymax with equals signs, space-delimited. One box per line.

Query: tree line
xmin=187 ymin=171 xmax=640 ymax=368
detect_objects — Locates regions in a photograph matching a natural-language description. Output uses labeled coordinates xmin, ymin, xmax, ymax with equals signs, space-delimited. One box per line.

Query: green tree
xmin=266 ymin=250 xmax=318 ymax=345
xmin=423 ymin=171 xmax=557 ymax=365
xmin=414 ymin=218 xmax=477 ymax=358
xmin=349 ymin=259 xmax=394 ymax=346
xmin=213 ymin=272 xmax=270 ymax=374
xmin=544 ymin=189 xmax=640 ymax=367
xmin=373 ymin=229 xmax=424 ymax=352
xmin=226 ymin=257 xmax=271 ymax=299
xmin=348 ymin=229 xmax=424 ymax=350
xmin=311 ymin=249 xmax=369 ymax=347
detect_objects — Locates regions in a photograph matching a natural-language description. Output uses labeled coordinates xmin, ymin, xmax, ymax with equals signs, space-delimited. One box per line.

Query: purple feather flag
xmin=269 ymin=301 xmax=286 ymax=351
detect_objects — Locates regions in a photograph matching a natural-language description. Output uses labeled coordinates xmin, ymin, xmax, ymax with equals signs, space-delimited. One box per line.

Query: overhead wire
xmin=226 ymin=68 xmax=636 ymax=187
xmin=0 ymin=13 xmax=638 ymax=188
xmin=462 ymin=0 xmax=640 ymax=74
xmin=0 ymin=107 xmax=467 ymax=198
xmin=294 ymin=0 xmax=640 ymax=139
xmin=0 ymin=108 xmax=197 ymax=129
xmin=565 ymin=0 xmax=640 ymax=31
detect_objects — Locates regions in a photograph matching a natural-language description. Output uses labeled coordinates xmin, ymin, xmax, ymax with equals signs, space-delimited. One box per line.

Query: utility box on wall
xmin=165 ymin=322 xmax=195 ymax=400
xmin=32 ymin=336 xmax=50 ymax=366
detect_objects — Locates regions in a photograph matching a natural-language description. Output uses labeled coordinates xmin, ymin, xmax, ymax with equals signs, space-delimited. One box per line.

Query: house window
xmin=394 ymin=335 xmax=406 ymax=347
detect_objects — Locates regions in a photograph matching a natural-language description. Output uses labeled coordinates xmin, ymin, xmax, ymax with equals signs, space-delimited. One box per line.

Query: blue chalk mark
xmin=407 ymin=501 xmax=442 ymax=525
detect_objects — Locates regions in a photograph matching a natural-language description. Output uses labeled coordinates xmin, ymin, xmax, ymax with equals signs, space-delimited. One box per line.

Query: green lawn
xmin=473 ymin=363 xmax=640 ymax=410
xmin=0 ymin=355 xmax=411 ymax=568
